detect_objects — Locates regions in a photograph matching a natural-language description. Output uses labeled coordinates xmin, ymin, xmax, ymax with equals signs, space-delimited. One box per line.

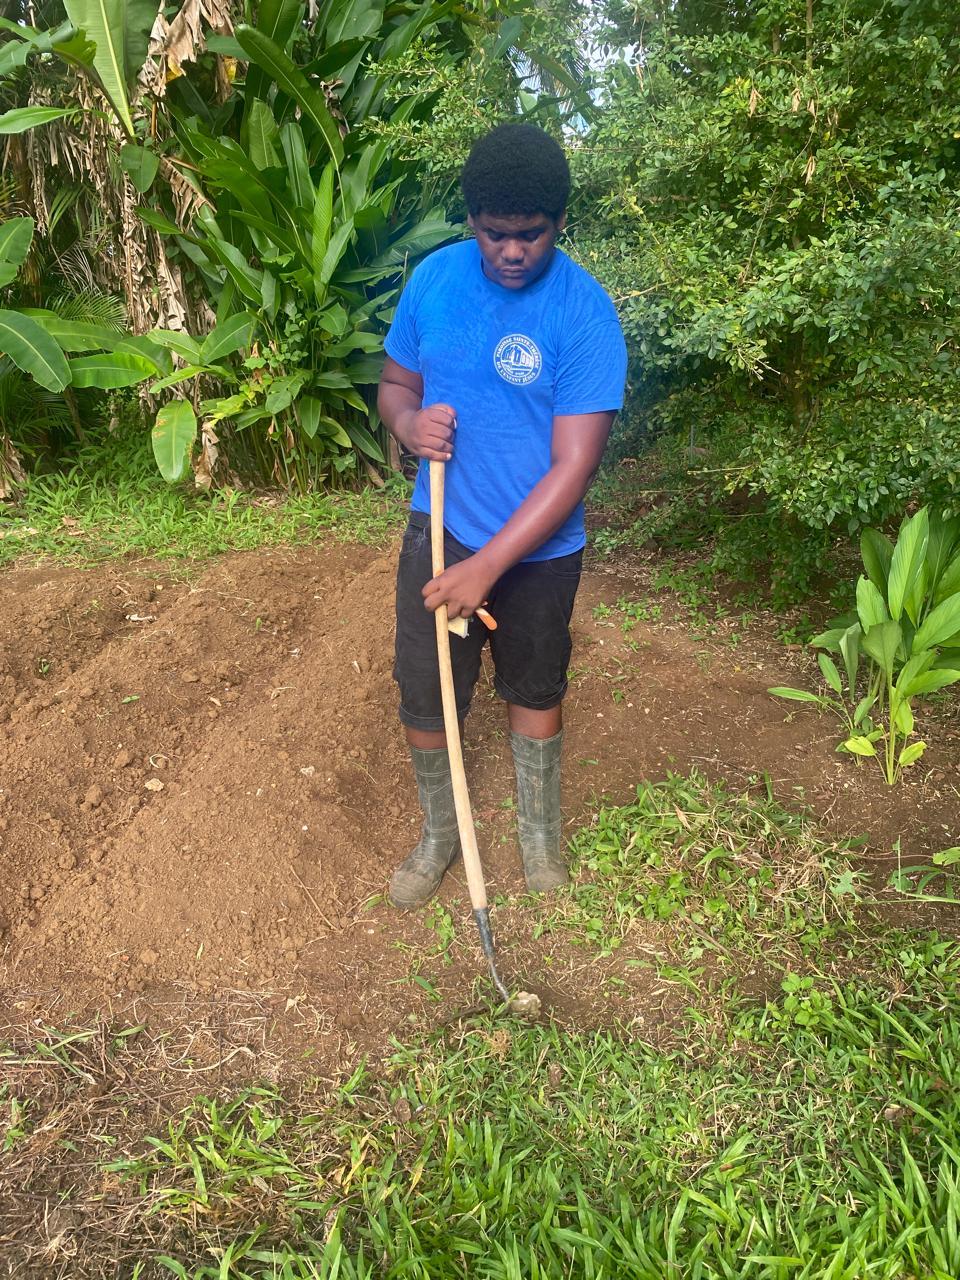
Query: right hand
xmin=397 ymin=403 xmax=456 ymax=461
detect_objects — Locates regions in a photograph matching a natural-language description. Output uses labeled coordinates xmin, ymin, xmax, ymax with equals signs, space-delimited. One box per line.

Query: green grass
xmin=3 ymin=775 xmax=954 ymax=1278
xmin=0 ymin=428 xmax=408 ymax=567
xmin=536 ymin=771 xmax=867 ymax=968
xmin=106 ymin=947 xmax=960 ymax=1279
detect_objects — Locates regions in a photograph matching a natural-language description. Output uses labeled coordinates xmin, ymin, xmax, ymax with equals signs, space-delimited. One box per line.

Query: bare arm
xmin=378 ymin=355 xmax=455 ymax=462
xmin=422 ymin=411 xmax=616 ymax=619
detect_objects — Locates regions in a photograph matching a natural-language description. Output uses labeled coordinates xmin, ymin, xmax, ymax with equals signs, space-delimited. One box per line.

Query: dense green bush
xmin=578 ymin=0 xmax=960 ymax=543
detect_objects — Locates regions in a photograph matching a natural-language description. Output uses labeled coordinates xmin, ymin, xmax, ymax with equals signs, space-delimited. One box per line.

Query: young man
xmin=378 ymin=122 xmax=627 ymax=909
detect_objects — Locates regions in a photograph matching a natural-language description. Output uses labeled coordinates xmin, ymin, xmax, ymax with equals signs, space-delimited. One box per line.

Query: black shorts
xmin=394 ymin=513 xmax=583 ymax=732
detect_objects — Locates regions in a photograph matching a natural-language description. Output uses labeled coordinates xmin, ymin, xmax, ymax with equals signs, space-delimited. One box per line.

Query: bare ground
xmin=0 ymin=539 xmax=957 ymax=1069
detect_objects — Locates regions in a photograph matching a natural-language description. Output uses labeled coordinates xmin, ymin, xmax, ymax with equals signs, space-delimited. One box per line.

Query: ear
xmin=556 ymin=212 xmax=567 ymax=234
xmin=467 ymin=213 xmax=477 ymax=233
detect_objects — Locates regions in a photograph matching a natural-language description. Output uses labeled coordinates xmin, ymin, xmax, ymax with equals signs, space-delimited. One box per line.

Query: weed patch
xmin=533 ymin=772 xmax=866 ymax=975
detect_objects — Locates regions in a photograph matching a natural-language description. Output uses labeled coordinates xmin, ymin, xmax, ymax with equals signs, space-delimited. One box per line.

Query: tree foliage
xmin=579 ymin=0 xmax=960 ymax=536
xmin=0 ymin=0 xmax=554 ymax=489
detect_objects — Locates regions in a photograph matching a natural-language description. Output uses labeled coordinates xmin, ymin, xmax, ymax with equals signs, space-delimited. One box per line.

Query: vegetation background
xmin=2 ymin=4 xmax=960 ymax=1277
xmin=0 ymin=0 xmax=955 ymax=603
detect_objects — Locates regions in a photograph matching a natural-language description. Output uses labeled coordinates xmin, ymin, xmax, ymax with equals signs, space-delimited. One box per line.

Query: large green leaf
xmin=311 ymin=164 xmax=335 ymax=298
xmin=205 ymin=33 xmax=248 ymax=59
xmin=113 ymin=333 xmax=168 ymax=375
xmin=0 ymin=106 xmax=75 ymax=134
xmin=887 ymin=507 xmax=929 ymax=623
xmin=902 ymin=669 xmax=960 ymax=697
xmin=279 ymin=124 xmax=315 ymax=210
xmin=62 ymin=0 xmax=157 ymax=137
xmin=860 ymin=527 xmax=893 ymax=595
xmin=319 ymin=218 xmax=355 ymax=288
xmin=0 ymin=19 xmax=88 ymax=75
xmin=934 ymin=551 xmax=960 ymax=607
xmin=861 ymin=619 xmax=902 ymax=681
xmin=348 ymin=417 xmax=386 ymax=463
xmin=203 ymin=238 xmax=263 ymax=304
xmin=200 ymin=314 xmax=256 ymax=365
xmin=119 ymin=142 xmax=160 ymax=193
xmin=838 ymin=623 xmax=861 ymax=695
xmin=246 ymin=100 xmax=281 ymax=171
xmin=230 ymin=211 xmax=298 ymax=258
xmin=855 ymin=576 xmax=888 ymax=633
xmin=894 ymin=649 xmax=936 ymax=697
xmin=136 ymin=207 xmax=187 ymax=237
xmin=147 ymin=329 xmax=203 ymax=364
xmin=0 ymin=217 xmax=35 ymax=288
xmin=234 ymin=25 xmax=344 ymax=166
xmin=913 ymin=594 xmax=960 ymax=653
xmin=0 ymin=308 xmax=70 ymax=390
xmin=244 ymin=0 xmax=303 ymax=102
xmin=68 ymin=352 xmax=156 ymax=389
xmin=366 ymin=208 xmax=455 ymax=269
xmin=339 ymin=140 xmax=390 ymax=219
xmin=302 ymin=37 xmax=367 ymax=84
xmin=150 ymin=364 xmax=221 ymax=393
xmin=24 ymin=313 xmax=117 ymax=352
xmin=152 ymin=400 xmax=197 ymax=483
xmin=925 ymin=512 xmax=960 ymax=596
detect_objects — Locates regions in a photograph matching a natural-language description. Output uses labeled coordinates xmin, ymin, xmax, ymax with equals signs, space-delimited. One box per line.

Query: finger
xmin=416 ymin=445 xmax=453 ymax=462
xmin=423 ymin=425 xmax=454 ymax=445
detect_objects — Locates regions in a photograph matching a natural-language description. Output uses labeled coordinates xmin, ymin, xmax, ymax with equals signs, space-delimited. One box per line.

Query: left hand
xmin=422 ymin=555 xmax=497 ymax=621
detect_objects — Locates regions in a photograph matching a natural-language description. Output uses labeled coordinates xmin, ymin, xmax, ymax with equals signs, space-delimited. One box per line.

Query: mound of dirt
xmin=1 ymin=543 xmax=957 ymax=1057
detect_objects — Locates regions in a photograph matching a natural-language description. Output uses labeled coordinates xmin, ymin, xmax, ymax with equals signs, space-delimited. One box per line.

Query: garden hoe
xmin=429 ymin=459 xmax=541 ymax=1018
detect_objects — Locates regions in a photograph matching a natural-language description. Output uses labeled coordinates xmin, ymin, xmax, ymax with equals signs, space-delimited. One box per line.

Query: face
xmin=467 ymin=210 xmax=566 ymax=290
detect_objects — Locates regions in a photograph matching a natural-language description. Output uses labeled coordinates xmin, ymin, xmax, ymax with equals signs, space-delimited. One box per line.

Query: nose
xmin=502 ymin=239 xmax=525 ymax=264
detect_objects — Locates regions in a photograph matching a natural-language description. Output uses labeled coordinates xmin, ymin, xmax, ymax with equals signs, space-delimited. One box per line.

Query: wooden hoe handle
xmin=429 ymin=461 xmax=489 ymax=913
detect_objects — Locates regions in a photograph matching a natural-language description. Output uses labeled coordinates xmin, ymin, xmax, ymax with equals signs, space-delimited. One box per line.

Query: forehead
xmin=472 ymin=211 xmax=554 ymax=233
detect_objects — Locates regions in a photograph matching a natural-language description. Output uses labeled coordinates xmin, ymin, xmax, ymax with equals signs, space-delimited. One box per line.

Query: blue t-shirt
xmin=384 ymin=239 xmax=627 ymax=560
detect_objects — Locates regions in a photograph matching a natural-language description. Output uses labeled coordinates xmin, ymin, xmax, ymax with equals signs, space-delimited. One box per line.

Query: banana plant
xmin=0 ymin=3 xmax=156 ymax=138
xmin=0 ymin=216 xmax=163 ymax=392
xmin=61 ymin=0 xmax=157 ymax=137
xmin=770 ymin=507 xmax=960 ymax=785
xmin=143 ymin=3 xmax=461 ymax=488
xmin=0 ymin=214 xmax=164 ymax=492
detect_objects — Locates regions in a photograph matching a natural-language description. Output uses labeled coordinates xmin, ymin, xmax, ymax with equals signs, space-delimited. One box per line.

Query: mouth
xmin=499 ymin=268 xmax=526 ymax=280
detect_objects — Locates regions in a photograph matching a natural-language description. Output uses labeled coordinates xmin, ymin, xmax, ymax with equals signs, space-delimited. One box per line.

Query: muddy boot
xmin=389 ymin=747 xmax=461 ymax=909
xmin=511 ymin=730 xmax=568 ymax=893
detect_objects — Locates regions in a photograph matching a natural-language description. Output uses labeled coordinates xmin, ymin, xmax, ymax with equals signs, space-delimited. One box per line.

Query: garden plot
xmin=0 ymin=542 xmax=958 ymax=1067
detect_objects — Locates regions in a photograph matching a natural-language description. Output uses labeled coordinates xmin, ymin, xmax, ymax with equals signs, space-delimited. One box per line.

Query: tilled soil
xmin=1 ymin=541 xmax=958 ymax=1070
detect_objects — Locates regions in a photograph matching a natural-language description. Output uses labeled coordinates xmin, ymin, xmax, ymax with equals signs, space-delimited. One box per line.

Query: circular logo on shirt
xmin=494 ymin=334 xmax=542 ymax=386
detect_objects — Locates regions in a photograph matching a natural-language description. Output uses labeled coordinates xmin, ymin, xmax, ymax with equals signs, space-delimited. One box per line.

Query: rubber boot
xmin=511 ymin=730 xmax=568 ymax=893
xmin=389 ymin=747 xmax=461 ymax=909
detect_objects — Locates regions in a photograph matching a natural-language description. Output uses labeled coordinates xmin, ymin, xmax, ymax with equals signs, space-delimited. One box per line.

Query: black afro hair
xmin=460 ymin=123 xmax=570 ymax=221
